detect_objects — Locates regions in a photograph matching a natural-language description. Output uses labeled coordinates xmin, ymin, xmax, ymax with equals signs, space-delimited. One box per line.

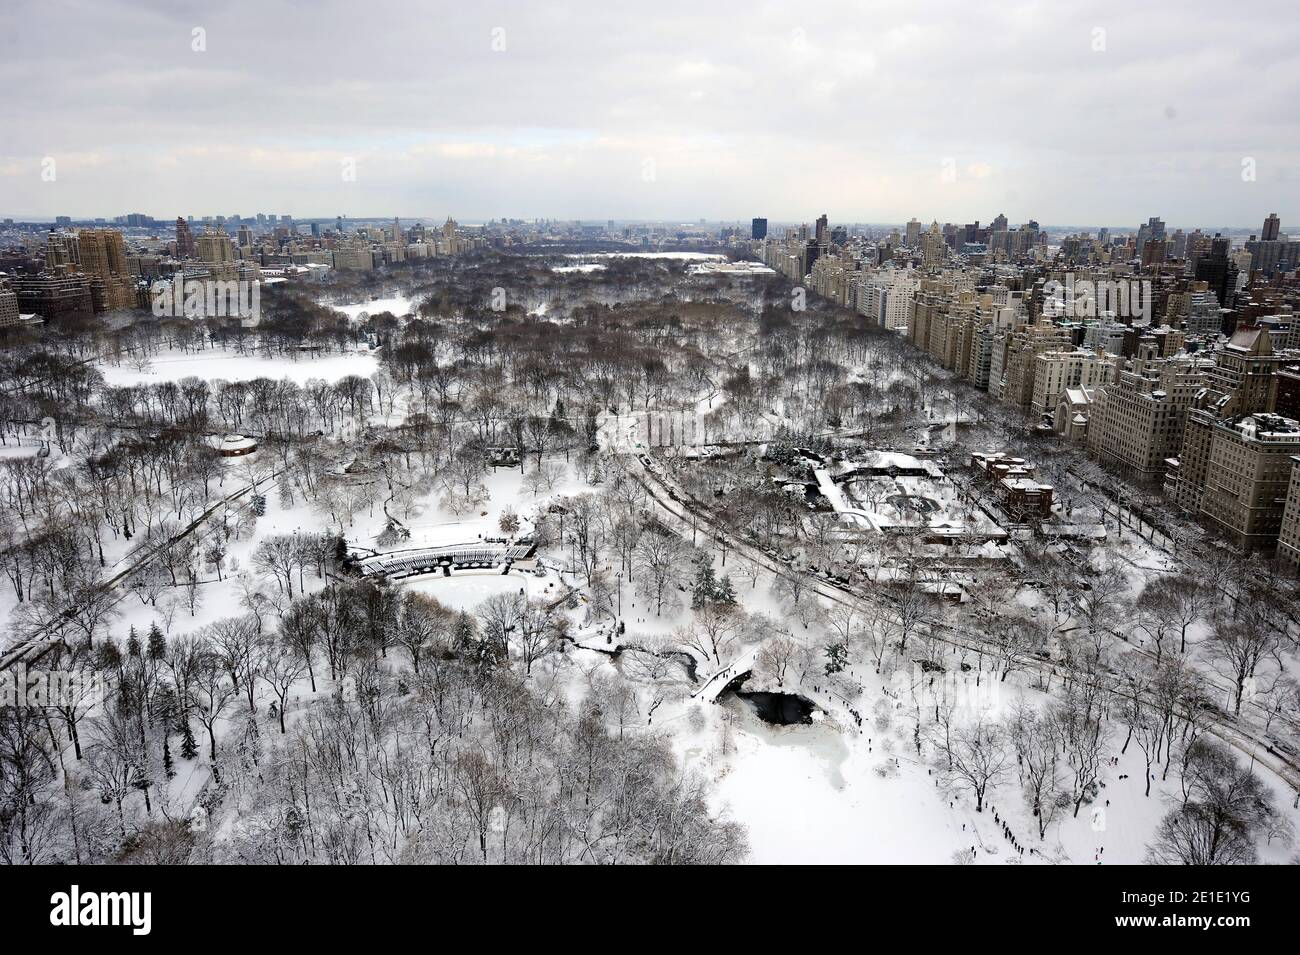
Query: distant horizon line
xmin=0 ymin=211 xmax=1289 ymax=235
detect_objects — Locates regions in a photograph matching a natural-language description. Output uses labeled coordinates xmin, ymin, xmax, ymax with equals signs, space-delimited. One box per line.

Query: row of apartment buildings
xmin=1 ymin=217 xmax=487 ymax=325
xmin=914 ymin=283 xmax=1300 ymax=564
xmin=758 ymin=219 xmax=1300 ymax=569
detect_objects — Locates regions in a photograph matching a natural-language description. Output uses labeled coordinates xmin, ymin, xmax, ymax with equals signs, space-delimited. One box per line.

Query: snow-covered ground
xmin=329 ymin=295 xmax=416 ymax=320
xmin=405 ymin=570 xmax=555 ymax=613
xmin=547 ymin=252 xmax=727 ymax=273
xmin=706 ymin=705 xmax=960 ymax=864
xmin=561 ymin=252 xmax=725 ymax=261
xmin=98 ymin=347 xmax=378 ymax=386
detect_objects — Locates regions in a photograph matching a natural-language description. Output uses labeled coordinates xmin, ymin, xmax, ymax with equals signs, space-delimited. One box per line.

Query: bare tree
xmin=635 ymin=527 xmax=689 ymax=617
xmin=1208 ymin=620 xmax=1278 ymax=717
xmin=678 ymin=601 xmax=741 ymax=666
xmin=758 ymin=635 xmax=800 ymax=686
xmin=1148 ymin=739 xmax=1290 ymax=864
xmin=260 ymin=637 xmax=308 ymax=734
xmin=1008 ymin=702 xmax=1066 ymax=839
xmin=188 ymin=652 xmax=238 ymax=781
xmin=934 ymin=716 xmax=1012 ymax=812
xmin=1138 ymin=573 xmax=1208 ymax=655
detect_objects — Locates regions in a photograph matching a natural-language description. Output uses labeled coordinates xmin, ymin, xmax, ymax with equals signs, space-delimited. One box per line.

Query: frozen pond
xmin=732 ymin=689 xmax=816 ymax=725
xmin=707 ymin=697 xmax=961 ymax=864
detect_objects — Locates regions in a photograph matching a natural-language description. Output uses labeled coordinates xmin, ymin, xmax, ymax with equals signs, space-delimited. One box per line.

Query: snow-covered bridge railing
xmin=356 ymin=541 xmax=535 ymax=579
xmin=690 ymin=644 xmax=760 ymax=704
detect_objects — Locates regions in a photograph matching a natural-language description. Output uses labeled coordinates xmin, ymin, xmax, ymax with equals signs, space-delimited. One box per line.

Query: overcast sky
xmin=2 ymin=0 xmax=1297 ymax=228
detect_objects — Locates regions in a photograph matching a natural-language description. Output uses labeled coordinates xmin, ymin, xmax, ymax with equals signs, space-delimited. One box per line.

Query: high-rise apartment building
xmin=1194 ymin=234 xmax=1237 ymax=306
xmin=0 ymin=284 xmax=20 ymax=328
xmin=1182 ymin=288 xmax=1222 ymax=337
xmin=77 ymin=228 xmax=127 ymax=279
xmin=1088 ymin=343 xmax=1208 ymax=481
xmin=907 ymin=280 xmax=951 ymax=352
xmin=856 ymin=270 xmax=918 ymax=330
xmin=1263 ymin=212 xmax=1281 ymax=242
xmin=905 ymin=218 xmax=922 ymax=247
xmin=1167 ymin=326 xmax=1280 ymax=515
xmin=12 ymin=273 xmax=94 ymax=322
xmin=333 ymin=238 xmax=375 ymax=271
xmin=1244 ymin=213 xmax=1298 ymax=276
xmin=44 ymin=231 xmax=80 ymax=268
xmin=1031 ymin=350 xmax=1117 ymax=418
xmin=1277 ymin=459 xmax=1300 ymax=573
xmin=921 ymin=222 xmax=945 ymax=268
xmin=1195 ymin=413 xmax=1300 ymax=552
xmin=992 ymin=320 xmax=1073 ymax=409
xmin=74 ymin=228 xmax=136 ymax=310
xmin=176 ymin=217 xmax=196 ymax=258
xmin=196 ymin=225 xmax=236 ymax=264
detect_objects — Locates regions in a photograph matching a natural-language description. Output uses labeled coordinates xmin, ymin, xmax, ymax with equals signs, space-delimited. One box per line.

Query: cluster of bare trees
xmin=1148 ymin=738 xmax=1293 ymax=864
xmin=1 ymin=566 xmax=746 ymax=864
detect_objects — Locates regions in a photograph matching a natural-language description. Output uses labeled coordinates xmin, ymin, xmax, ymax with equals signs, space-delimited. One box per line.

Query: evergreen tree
xmin=823 ymin=641 xmax=849 ymax=676
xmin=691 ymin=553 xmax=719 ymax=609
xmin=147 ymin=622 xmax=167 ymax=661
xmin=451 ymin=610 xmax=478 ymax=650
xmin=96 ymin=639 xmax=122 ymax=673
xmin=179 ymin=719 xmax=199 ymax=761
xmin=126 ymin=626 xmax=141 ymax=659
xmin=157 ymin=687 xmax=177 ymax=779
xmin=715 ymin=575 xmax=737 ymax=606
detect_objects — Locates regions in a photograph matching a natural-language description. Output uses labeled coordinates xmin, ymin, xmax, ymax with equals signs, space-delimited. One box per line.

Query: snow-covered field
xmin=328 ymin=295 xmax=416 ymax=320
xmin=99 ymin=347 xmax=378 ymax=386
xmin=405 ymin=571 xmax=558 ymax=613
xmin=706 ymin=706 xmax=960 ymax=864
xmin=548 ymin=252 xmax=727 ymax=273
xmin=562 ymin=252 xmax=725 ymax=261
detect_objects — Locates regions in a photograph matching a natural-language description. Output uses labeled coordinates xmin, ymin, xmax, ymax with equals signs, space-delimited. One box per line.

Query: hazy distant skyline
xmin=3 ymin=0 xmax=1298 ymax=227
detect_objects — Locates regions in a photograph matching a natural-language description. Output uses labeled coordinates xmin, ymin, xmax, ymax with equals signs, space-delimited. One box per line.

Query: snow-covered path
xmin=813 ymin=467 xmax=881 ymax=531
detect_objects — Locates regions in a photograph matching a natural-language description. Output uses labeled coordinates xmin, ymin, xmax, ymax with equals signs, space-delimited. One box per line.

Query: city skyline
xmin=4 ymin=0 xmax=1299 ymax=224
xmin=4 ymin=212 xmax=1291 ymax=237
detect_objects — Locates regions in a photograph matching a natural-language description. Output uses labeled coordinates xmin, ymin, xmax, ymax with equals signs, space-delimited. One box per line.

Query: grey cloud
xmin=2 ymin=0 xmax=1298 ymax=224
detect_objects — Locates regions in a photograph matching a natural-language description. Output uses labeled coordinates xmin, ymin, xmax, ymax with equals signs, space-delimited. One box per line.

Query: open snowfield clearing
xmin=563 ymin=252 xmax=726 ymax=261
xmin=404 ymin=568 xmax=566 ymax=613
xmin=707 ymin=703 xmax=961 ymax=864
xmin=98 ymin=348 xmax=379 ymax=386
xmin=329 ymin=295 xmax=416 ymax=320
